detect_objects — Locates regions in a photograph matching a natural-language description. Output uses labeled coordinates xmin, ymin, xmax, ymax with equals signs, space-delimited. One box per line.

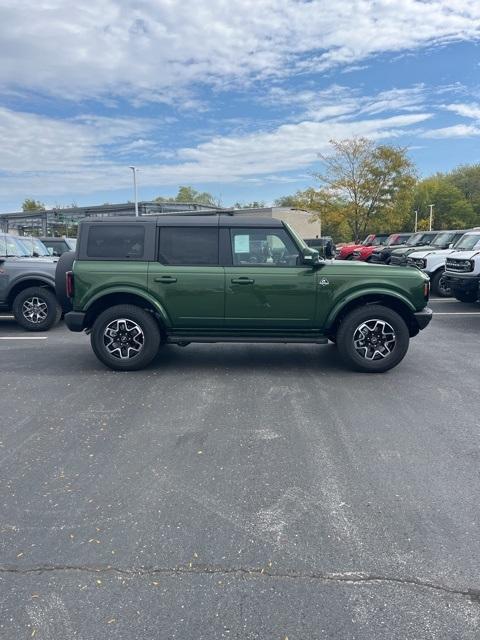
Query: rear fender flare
xmin=84 ymin=287 xmax=171 ymax=327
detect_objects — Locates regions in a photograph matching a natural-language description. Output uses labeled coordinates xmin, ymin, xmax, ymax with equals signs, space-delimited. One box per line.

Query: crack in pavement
xmin=0 ymin=564 xmax=479 ymax=603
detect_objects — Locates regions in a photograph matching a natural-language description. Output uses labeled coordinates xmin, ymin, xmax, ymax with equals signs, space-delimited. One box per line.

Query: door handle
xmin=231 ymin=277 xmax=254 ymax=284
xmin=154 ymin=276 xmax=177 ymax=283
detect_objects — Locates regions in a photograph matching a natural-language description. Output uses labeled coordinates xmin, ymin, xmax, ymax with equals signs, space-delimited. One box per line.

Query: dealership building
xmin=0 ymin=202 xmax=319 ymax=239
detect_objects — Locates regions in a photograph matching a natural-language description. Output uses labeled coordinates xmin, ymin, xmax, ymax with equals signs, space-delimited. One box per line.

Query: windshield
xmin=371 ymin=236 xmax=388 ymax=246
xmin=18 ymin=237 xmax=50 ymax=256
xmin=362 ymin=234 xmax=374 ymax=246
xmin=406 ymin=233 xmax=423 ymax=246
xmin=431 ymin=232 xmax=455 ymax=247
xmin=407 ymin=232 xmax=436 ymax=246
xmin=453 ymin=233 xmax=480 ymax=251
xmin=387 ymin=234 xmax=409 ymax=246
xmin=0 ymin=235 xmax=30 ymax=257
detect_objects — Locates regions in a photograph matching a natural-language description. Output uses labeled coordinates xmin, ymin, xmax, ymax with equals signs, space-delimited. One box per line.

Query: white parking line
xmin=0 ymin=336 xmax=48 ymax=340
xmin=0 ymin=315 xmax=15 ymax=319
xmin=434 ymin=312 xmax=480 ymax=315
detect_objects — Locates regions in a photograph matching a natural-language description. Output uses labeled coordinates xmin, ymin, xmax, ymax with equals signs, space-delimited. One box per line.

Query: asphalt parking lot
xmin=0 ymin=298 xmax=479 ymax=639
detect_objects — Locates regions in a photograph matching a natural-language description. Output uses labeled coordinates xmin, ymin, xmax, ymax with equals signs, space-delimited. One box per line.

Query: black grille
xmin=446 ymin=258 xmax=473 ymax=273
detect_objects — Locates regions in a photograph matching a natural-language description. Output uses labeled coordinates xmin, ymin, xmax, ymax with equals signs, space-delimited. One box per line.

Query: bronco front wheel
xmin=91 ymin=304 xmax=161 ymax=371
xmin=336 ymin=304 xmax=410 ymax=373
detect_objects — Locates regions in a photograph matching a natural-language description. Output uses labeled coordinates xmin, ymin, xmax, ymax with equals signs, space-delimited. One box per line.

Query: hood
xmin=448 ymin=249 xmax=480 ymax=260
xmin=2 ymin=256 xmax=58 ymax=269
xmin=338 ymin=243 xmax=362 ymax=253
xmin=408 ymin=248 xmax=455 ymax=259
xmin=391 ymin=244 xmax=435 ymax=256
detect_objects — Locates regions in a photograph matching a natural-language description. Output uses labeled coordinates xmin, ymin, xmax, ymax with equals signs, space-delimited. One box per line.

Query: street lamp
xmin=129 ymin=166 xmax=139 ymax=217
xmin=414 ymin=210 xmax=418 ymax=232
xmin=429 ymin=204 xmax=434 ymax=231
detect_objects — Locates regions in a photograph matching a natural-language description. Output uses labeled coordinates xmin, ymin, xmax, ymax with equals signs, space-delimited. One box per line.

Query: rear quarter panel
xmin=73 ymin=261 xmax=149 ymax=310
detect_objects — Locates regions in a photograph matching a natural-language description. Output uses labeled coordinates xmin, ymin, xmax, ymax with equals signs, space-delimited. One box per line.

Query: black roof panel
xmin=79 ymin=214 xmax=283 ymax=228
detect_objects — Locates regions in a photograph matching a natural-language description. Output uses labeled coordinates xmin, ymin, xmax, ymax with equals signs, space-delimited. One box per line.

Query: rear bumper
xmin=414 ymin=307 xmax=433 ymax=330
xmin=64 ymin=311 xmax=86 ymax=332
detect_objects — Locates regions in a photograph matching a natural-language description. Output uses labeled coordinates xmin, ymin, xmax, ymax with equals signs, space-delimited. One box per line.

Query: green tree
xmin=312 ymin=138 xmax=417 ymax=242
xmin=274 ymin=195 xmax=299 ymax=207
xmin=155 ymin=186 xmax=220 ymax=207
xmin=22 ymin=198 xmax=45 ymax=212
xmin=413 ymin=176 xmax=476 ymax=230
xmin=447 ymin=164 xmax=480 ymax=217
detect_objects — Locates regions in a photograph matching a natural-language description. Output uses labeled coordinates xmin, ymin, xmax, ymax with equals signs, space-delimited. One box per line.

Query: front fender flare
xmin=325 ymin=288 xmax=416 ymax=329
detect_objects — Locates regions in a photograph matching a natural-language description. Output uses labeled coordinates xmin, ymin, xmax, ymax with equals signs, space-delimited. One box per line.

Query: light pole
xmin=414 ymin=210 xmax=418 ymax=232
xmin=429 ymin=203 xmax=434 ymax=231
xmin=129 ymin=166 xmax=139 ymax=217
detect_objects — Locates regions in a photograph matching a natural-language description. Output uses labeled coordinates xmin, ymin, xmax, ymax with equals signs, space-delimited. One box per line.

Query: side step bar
xmin=167 ymin=335 xmax=328 ymax=345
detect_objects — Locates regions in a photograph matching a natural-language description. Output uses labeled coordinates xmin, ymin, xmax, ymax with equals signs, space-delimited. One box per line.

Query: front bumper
xmin=443 ymin=274 xmax=480 ymax=292
xmin=64 ymin=311 xmax=86 ymax=332
xmin=414 ymin=307 xmax=433 ymax=330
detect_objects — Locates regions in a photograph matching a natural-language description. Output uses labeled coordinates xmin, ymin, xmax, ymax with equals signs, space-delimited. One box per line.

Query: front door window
xmin=230 ymin=229 xmax=300 ymax=267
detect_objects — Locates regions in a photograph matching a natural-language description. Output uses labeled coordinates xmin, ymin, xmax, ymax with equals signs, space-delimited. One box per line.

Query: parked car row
xmin=0 ymin=234 xmax=75 ymax=330
xmin=410 ymin=228 xmax=480 ymax=302
xmin=335 ymin=227 xmax=480 ymax=300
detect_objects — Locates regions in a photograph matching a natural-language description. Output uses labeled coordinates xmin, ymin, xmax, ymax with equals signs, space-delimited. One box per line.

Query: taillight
xmin=424 ymin=281 xmax=430 ymax=300
xmin=66 ymin=271 xmax=74 ymax=298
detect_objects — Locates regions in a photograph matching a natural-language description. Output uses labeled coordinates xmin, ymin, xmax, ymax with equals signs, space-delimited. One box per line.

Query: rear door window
xmin=158 ymin=227 xmax=219 ymax=265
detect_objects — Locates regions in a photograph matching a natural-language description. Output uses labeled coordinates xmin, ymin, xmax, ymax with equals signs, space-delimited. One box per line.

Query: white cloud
xmin=0 ymin=106 xmax=431 ymax=202
xmin=0 ymin=108 xmax=159 ymax=173
xmin=443 ymin=103 xmax=480 ymax=119
xmin=0 ymin=1 xmax=479 ymax=101
xmin=421 ymin=123 xmax=480 ymax=138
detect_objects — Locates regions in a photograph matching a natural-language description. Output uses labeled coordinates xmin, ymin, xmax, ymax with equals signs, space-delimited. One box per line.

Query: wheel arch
xmin=83 ymin=289 xmax=170 ymax=331
xmin=327 ymin=291 xmax=420 ymax=338
xmin=7 ymin=277 xmax=55 ymax=306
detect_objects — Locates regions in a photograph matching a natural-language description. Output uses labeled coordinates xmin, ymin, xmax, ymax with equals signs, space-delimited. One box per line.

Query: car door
xmin=148 ymin=225 xmax=225 ymax=328
xmin=224 ymin=226 xmax=317 ymax=329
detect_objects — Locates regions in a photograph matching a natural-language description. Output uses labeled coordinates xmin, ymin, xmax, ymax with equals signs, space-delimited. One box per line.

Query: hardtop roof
xmin=80 ymin=214 xmax=284 ymax=228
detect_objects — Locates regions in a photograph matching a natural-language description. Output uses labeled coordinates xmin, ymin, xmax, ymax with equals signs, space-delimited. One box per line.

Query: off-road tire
xmin=336 ymin=304 xmax=410 ymax=373
xmin=452 ymin=288 xmax=478 ymax=303
xmin=12 ymin=286 xmax=62 ymax=331
xmin=91 ymin=304 xmax=161 ymax=371
xmin=430 ymin=269 xmax=451 ymax=297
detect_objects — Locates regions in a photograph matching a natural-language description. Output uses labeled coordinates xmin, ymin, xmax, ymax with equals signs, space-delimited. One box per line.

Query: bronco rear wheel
xmin=91 ymin=304 xmax=161 ymax=371
xmin=336 ymin=304 xmax=410 ymax=373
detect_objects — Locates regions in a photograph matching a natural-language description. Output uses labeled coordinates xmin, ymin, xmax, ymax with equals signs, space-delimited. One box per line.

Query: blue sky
xmin=0 ymin=0 xmax=479 ymax=211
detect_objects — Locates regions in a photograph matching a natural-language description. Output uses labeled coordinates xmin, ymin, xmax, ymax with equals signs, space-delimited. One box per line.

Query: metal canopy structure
xmin=0 ymin=201 xmax=221 ymax=236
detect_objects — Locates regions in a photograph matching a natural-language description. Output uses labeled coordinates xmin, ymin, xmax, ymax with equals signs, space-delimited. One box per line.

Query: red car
xmin=336 ymin=234 xmax=390 ymax=260
xmin=352 ymin=233 xmax=412 ymax=261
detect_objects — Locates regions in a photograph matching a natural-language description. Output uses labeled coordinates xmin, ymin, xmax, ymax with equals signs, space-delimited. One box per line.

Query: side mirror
xmin=448 ymin=243 xmax=453 ymax=249
xmin=301 ymin=247 xmax=321 ymax=265
xmin=47 ymin=247 xmax=54 ymax=256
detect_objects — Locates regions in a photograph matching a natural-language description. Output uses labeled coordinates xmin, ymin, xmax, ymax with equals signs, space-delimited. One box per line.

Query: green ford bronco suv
xmin=58 ymin=213 xmax=432 ymax=372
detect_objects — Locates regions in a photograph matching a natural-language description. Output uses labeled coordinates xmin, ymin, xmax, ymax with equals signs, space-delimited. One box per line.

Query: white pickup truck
xmin=443 ymin=229 xmax=480 ymax=302
xmin=406 ymin=231 xmax=472 ymax=297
